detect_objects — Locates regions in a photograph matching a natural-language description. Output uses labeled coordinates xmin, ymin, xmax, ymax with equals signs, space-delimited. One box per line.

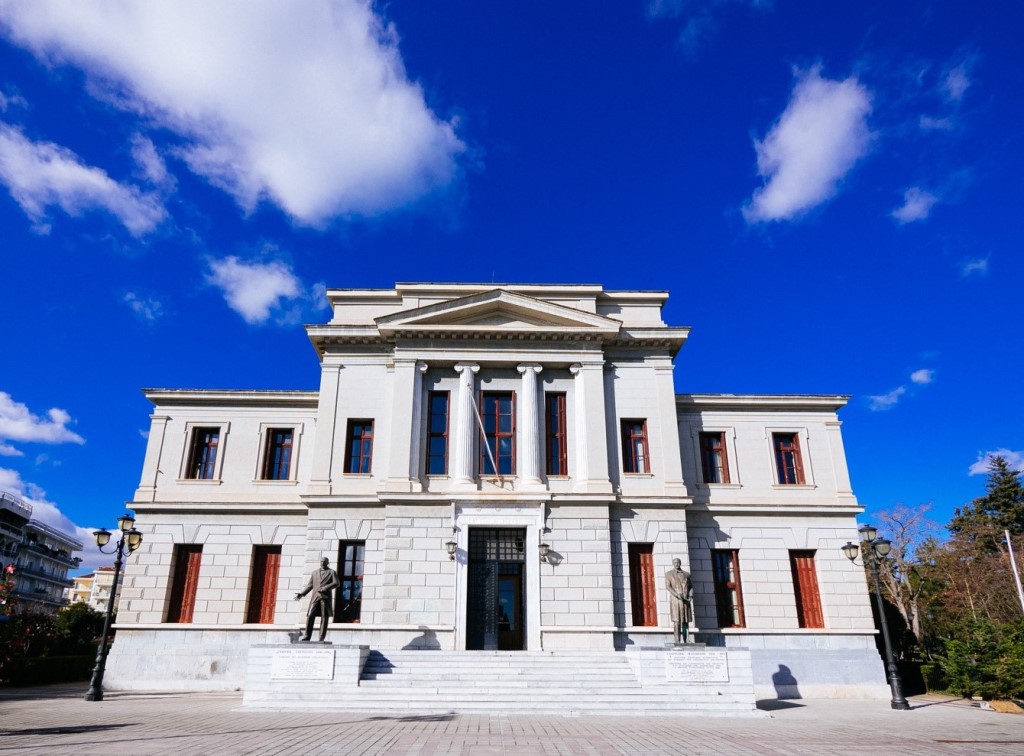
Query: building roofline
xmin=142 ymin=389 xmax=319 ymax=407
xmin=676 ymin=393 xmax=851 ymax=410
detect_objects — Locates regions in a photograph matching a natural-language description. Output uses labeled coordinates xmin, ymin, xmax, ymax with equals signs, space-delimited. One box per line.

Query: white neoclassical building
xmin=108 ymin=283 xmax=885 ymax=699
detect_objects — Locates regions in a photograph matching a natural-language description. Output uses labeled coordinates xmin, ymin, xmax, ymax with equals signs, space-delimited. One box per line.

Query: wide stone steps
xmin=243 ymin=648 xmax=763 ymax=716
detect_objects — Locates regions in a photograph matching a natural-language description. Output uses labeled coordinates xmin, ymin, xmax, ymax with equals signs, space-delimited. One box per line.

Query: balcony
xmin=14 ymin=564 xmax=74 ymax=587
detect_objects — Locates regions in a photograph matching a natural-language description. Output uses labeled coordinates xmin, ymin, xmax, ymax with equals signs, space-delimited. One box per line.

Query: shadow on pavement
xmin=1 ymin=723 xmax=134 ymax=737
xmin=367 ymin=713 xmax=456 ymax=723
xmin=756 ymin=699 xmax=805 ymax=711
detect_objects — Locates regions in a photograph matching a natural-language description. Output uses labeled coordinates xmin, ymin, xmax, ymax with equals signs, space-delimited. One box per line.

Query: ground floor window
xmin=628 ymin=543 xmax=657 ymax=626
xmin=712 ymin=549 xmax=745 ymax=628
xmin=790 ymin=550 xmax=824 ymax=628
xmin=335 ymin=541 xmax=365 ymax=623
xmin=166 ymin=544 xmax=202 ymax=623
xmin=246 ymin=545 xmax=281 ymax=624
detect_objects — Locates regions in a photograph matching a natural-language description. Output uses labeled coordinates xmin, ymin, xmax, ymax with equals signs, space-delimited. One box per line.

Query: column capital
xmin=454 ymin=363 xmax=480 ymax=375
xmin=517 ymin=363 xmax=543 ymax=375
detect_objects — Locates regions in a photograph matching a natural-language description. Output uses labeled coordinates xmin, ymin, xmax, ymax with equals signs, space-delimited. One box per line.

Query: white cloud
xmin=909 ymin=369 xmax=934 ymax=385
xmin=0 ymin=467 xmax=108 ymax=570
xmin=969 ymin=449 xmax=1024 ymax=476
xmin=0 ymin=442 xmax=22 ymax=457
xmin=943 ymin=63 xmax=971 ymax=102
xmin=891 ymin=187 xmax=939 ymax=224
xmin=205 ymin=256 xmax=304 ymax=325
xmin=0 ymin=123 xmax=167 ymax=235
xmin=124 ymin=291 xmax=165 ymax=322
xmin=867 ymin=386 xmax=906 ymax=411
xmin=0 ymin=392 xmax=85 ymax=449
xmin=743 ymin=67 xmax=872 ymax=223
xmin=130 ymin=133 xmax=174 ymax=189
xmin=0 ymin=88 xmax=27 ymax=111
xmin=0 ymin=1 xmax=464 ymax=225
xmin=960 ymin=256 xmax=989 ymax=277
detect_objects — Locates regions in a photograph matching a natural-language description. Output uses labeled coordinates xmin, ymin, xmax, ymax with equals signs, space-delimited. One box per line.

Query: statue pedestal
xmin=626 ymin=644 xmax=757 ymax=709
xmin=242 ymin=643 xmax=369 ymax=709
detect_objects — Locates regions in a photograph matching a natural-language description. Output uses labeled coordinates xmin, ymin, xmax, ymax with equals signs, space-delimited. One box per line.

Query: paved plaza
xmin=2 ymin=686 xmax=1023 ymax=755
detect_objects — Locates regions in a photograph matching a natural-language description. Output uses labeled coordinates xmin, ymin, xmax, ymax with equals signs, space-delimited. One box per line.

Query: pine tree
xmin=948 ymin=455 xmax=1024 ymax=547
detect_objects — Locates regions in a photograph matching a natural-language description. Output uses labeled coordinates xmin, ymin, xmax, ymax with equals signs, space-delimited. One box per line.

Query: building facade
xmin=108 ymin=284 xmax=885 ymax=698
xmin=1 ymin=490 xmax=83 ymax=615
xmin=69 ymin=566 xmax=122 ymax=613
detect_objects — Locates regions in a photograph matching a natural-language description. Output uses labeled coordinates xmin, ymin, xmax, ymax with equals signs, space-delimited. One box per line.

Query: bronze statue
xmin=665 ymin=557 xmax=693 ymax=644
xmin=295 ymin=557 xmax=340 ymax=642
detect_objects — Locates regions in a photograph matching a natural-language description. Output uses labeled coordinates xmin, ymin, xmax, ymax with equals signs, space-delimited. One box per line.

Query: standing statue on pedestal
xmin=295 ymin=557 xmax=340 ymax=642
xmin=665 ymin=557 xmax=693 ymax=645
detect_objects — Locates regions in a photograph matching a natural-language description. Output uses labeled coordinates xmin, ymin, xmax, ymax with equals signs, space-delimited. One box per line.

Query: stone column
xmin=451 ymin=363 xmax=480 ymax=487
xmin=383 ymin=359 xmax=427 ymax=493
xmin=517 ymin=363 xmax=543 ymax=487
xmin=308 ymin=362 xmax=343 ymax=496
xmin=570 ymin=361 xmax=613 ymax=494
xmin=134 ymin=415 xmax=168 ymax=502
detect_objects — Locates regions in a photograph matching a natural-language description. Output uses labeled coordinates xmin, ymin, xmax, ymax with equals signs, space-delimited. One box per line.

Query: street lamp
xmin=842 ymin=524 xmax=910 ymax=711
xmin=85 ymin=512 xmax=143 ymax=702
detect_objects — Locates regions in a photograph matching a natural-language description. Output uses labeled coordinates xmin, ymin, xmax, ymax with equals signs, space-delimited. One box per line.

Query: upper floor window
xmin=345 ymin=420 xmax=374 ymax=474
xmin=621 ymin=419 xmax=650 ymax=474
xmin=545 ymin=393 xmax=568 ymax=476
xmin=261 ymin=428 xmax=294 ymax=480
xmin=185 ymin=427 xmax=220 ymax=480
xmin=773 ymin=432 xmax=805 ymax=485
xmin=426 ymin=391 xmax=450 ymax=476
xmin=481 ymin=392 xmax=515 ymax=475
xmin=699 ymin=431 xmax=730 ymax=484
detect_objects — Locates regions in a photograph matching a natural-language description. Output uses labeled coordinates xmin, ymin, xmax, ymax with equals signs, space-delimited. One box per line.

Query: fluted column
xmin=517 ymin=363 xmax=543 ymax=487
xmin=451 ymin=363 xmax=480 ymax=487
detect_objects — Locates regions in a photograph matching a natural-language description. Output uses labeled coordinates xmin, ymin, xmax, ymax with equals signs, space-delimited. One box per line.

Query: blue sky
xmin=0 ymin=1 xmax=1019 ymax=571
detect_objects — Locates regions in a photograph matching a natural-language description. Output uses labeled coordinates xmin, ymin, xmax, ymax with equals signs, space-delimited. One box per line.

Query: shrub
xmin=940 ymin=617 xmax=1024 ymax=700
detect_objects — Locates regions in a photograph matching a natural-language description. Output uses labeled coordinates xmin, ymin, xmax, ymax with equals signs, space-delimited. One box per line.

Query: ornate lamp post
xmin=842 ymin=524 xmax=910 ymax=711
xmin=85 ymin=512 xmax=143 ymax=702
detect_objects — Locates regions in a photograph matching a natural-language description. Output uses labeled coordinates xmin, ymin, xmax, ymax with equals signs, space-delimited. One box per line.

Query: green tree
xmin=949 ymin=455 xmax=1024 ymax=551
xmin=55 ymin=602 xmax=106 ymax=654
xmin=940 ymin=617 xmax=1024 ymax=699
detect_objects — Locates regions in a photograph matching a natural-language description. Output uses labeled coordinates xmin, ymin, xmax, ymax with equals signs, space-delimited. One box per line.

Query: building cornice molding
xmin=676 ymin=393 xmax=851 ymax=411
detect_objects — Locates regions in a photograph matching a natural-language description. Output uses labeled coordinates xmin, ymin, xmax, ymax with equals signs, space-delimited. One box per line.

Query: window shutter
xmin=790 ymin=551 xmax=824 ymax=628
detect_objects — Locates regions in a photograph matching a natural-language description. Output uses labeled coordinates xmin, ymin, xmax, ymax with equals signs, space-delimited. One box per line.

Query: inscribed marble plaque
xmin=664 ymin=649 xmax=729 ymax=682
xmin=270 ymin=648 xmax=336 ymax=680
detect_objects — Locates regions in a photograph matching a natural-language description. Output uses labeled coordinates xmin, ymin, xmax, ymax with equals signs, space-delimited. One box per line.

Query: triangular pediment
xmin=376 ymin=289 xmax=621 ymax=337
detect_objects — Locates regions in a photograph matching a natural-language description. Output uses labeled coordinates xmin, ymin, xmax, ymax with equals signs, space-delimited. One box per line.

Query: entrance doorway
xmin=466 ymin=527 xmax=526 ymax=650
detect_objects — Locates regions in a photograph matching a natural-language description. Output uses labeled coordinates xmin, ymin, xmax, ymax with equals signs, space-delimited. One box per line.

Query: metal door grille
xmin=468 ymin=528 xmax=526 ymax=562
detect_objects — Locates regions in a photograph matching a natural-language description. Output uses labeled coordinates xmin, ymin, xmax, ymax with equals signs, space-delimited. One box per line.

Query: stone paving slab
xmin=1 ymin=687 xmax=1023 ymax=755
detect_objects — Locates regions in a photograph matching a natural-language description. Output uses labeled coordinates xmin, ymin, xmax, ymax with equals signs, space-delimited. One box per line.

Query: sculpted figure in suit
xmin=665 ymin=557 xmax=693 ymax=644
xmin=295 ymin=557 xmax=340 ymax=642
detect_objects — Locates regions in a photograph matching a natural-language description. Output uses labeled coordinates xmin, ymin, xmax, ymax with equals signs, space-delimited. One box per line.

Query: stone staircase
xmin=244 ymin=649 xmax=761 ymax=716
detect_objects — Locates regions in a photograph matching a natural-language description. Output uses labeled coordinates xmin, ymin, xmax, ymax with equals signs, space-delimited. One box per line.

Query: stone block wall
xmin=686 ymin=511 xmax=874 ymax=632
xmin=378 ymin=504 xmax=455 ymax=626
xmin=540 ymin=505 xmax=614 ymax=628
xmin=118 ymin=514 xmax=307 ymax=626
